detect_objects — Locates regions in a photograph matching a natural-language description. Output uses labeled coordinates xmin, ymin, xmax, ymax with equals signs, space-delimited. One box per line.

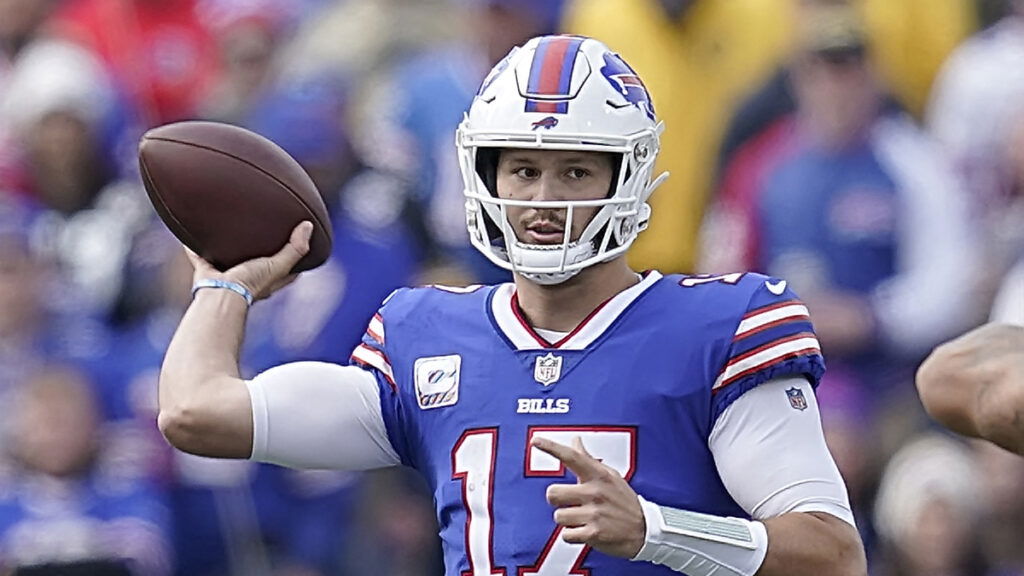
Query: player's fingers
xmin=573 ymin=436 xmax=595 ymax=459
xmin=571 ymin=436 xmax=621 ymax=479
xmin=532 ymin=437 xmax=601 ymax=482
xmin=561 ymin=526 xmax=596 ymax=545
xmin=553 ymin=506 xmax=588 ymax=528
xmin=545 ymin=483 xmax=589 ymax=507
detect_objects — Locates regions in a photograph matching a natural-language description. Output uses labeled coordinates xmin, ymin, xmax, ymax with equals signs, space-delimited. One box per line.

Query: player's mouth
xmin=523 ymin=221 xmax=567 ymax=245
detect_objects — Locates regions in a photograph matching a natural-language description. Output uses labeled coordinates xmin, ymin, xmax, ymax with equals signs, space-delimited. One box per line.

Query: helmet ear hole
xmin=475 ymin=148 xmax=501 ymax=197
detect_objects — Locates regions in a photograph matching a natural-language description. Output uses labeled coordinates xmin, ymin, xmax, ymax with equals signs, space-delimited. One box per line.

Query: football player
xmin=159 ymin=36 xmax=866 ymax=576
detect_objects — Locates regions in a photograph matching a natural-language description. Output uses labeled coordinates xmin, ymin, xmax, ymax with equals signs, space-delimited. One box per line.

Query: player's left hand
xmin=531 ymin=436 xmax=646 ymax=559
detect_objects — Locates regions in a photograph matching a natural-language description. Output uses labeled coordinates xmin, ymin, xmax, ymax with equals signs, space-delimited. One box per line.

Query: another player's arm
xmin=158 ymin=223 xmax=312 ymax=458
xmin=916 ymin=323 xmax=1024 ymax=455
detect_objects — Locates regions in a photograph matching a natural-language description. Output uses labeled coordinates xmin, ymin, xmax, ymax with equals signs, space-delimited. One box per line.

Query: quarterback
xmin=159 ymin=36 xmax=866 ymax=576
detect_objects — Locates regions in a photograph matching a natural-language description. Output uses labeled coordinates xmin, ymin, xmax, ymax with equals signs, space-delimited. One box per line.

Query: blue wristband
xmin=191 ymin=279 xmax=254 ymax=306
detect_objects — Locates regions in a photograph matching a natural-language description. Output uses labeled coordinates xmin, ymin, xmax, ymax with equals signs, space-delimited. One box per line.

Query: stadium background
xmin=0 ymin=0 xmax=1021 ymax=574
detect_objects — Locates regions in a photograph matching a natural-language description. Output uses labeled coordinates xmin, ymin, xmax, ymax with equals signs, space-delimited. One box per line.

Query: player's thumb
xmin=272 ymin=221 xmax=313 ymax=272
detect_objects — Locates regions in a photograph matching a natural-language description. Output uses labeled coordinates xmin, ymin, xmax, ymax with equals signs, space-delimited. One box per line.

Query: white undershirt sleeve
xmin=246 ymin=361 xmax=401 ymax=470
xmin=709 ymin=377 xmax=856 ymax=527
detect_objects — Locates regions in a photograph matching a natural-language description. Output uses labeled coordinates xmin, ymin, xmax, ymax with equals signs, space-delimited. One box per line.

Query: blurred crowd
xmin=0 ymin=0 xmax=1020 ymax=574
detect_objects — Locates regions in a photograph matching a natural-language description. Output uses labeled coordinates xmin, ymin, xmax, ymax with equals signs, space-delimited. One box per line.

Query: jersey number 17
xmin=452 ymin=426 xmax=637 ymax=576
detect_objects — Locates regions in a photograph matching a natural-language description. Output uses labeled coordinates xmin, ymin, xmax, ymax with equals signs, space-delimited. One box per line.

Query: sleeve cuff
xmin=244 ymin=378 xmax=268 ymax=461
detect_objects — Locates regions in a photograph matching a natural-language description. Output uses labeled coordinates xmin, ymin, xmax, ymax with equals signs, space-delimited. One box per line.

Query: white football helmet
xmin=457 ymin=35 xmax=668 ymax=285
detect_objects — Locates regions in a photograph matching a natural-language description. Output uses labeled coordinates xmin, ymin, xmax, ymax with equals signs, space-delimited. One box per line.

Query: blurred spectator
xmin=48 ymin=0 xmax=219 ymax=126
xmin=0 ymin=200 xmax=111 ymax=422
xmin=1 ymin=40 xmax=116 ymax=213
xmin=1 ymin=39 xmax=151 ymax=318
xmin=279 ymin=0 xmax=461 ymax=82
xmin=369 ymin=0 xmax=563 ymax=284
xmin=873 ymin=433 xmax=987 ymax=576
xmin=566 ymin=0 xmax=974 ymax=275
xmin=197 ymin=1 xmax=295 ymax=124
xmin=928 ymin=2 xmax=1024 ymax=280
xmin=715 ymin=3 xmax=975 ymax=367
xmin=0 ymin=0 xmax=60 ymax=195
xmin=0 ymin=202 xmax=48 ymax=398
xmin=0 ymin=364 xmax=171 ymax=575
xmin=0 ymin=0 xmax=55 ymax=66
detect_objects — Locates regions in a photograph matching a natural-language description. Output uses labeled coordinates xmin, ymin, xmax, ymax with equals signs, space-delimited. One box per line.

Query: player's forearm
xmin=757 ymin=512 xmax=865 ymax=576
xmin=158 ymin=289 xmax=254 ymax=458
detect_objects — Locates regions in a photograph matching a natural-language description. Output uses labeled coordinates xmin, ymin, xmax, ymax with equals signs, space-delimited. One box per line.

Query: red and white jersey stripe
xmin=713 ymin=332 xmax=821 ymax=391
xmin=366 ymin=313 xmax=385 ymax=345
xmin=733 ymin=301 xmax=810 ymax=340
xmin=351 ymin=343 xmax=395 ymax=388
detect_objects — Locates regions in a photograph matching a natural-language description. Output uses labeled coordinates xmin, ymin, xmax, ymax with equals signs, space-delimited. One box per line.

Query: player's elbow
xmin=794 ymin=513 xmax=866 ymax=576
xmin=832 ymin=533 xmax=867 ymax=576
xmin=157 ymin=403 xmax=206 ymax=455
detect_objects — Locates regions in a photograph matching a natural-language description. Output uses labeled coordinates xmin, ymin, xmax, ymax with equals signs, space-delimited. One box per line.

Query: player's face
xmin=495 ymin=149 xmax=615 ymax=245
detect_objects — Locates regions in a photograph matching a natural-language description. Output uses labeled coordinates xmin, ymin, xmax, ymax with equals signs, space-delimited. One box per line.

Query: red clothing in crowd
xmin=48 ymin=0 xmax=219 ymax=125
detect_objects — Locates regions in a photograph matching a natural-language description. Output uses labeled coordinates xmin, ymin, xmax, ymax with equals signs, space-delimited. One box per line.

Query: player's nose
xmin=531 ymin=173 xmax=565 ymax=203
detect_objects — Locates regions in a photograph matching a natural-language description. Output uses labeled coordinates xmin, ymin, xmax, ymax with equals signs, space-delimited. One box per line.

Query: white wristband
xmin=631 ymin=496 xmax=768 ymax=576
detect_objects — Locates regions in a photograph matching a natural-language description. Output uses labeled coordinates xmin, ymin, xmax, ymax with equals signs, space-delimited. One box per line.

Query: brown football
xmin=138 ymin=120 xmax=333 ymax=273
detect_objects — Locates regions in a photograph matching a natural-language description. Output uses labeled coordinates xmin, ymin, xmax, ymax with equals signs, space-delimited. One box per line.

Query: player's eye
xmin=566 ymin=168 xmax=590 ymax=180
xmin=513 ymin=167 xmax=540 ymax=179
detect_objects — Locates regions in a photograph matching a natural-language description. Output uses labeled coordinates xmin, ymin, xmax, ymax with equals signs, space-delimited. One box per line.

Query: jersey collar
xmin=490 ymin=271 xmax=662 ymax=350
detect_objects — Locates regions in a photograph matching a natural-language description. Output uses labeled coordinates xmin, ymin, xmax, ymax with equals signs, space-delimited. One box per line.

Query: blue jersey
xmin=756 ymin=136 xmax=898 ymax=294
xmin=350 ymin=271 xmax=824 ymax=576
xmin=0 ymin=470 xmax=170 ymax=573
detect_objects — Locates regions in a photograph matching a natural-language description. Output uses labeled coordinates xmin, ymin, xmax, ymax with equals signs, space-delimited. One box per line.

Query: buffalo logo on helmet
xmin=531 ymin=116 xmax=559 ymax=130
xmin=600 ymin=52 xmax=655 ymax=121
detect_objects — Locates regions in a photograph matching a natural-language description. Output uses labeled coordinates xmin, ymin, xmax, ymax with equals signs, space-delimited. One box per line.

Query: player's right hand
xmin=186 ymin=221 xmax=312 ymax=302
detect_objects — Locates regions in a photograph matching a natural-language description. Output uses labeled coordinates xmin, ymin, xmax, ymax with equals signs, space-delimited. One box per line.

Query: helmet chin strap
xmin=509 ymin=240 xmax=596 ymax=285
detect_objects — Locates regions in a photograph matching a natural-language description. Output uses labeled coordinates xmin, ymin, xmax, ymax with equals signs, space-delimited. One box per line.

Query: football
xmin=138 ymin=121 xmax=333 ymax=273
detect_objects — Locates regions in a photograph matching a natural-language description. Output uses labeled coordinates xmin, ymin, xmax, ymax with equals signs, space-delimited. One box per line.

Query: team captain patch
xmin=414 ymin=355 xmax=461 ymax=409
xmin=786 ymin=387 xmax=808 ymax=411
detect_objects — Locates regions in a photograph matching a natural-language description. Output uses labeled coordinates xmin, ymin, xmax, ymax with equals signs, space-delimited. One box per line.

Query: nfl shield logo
xmin=786 ymin=387 xmax=808 ymax=411
xmin=533 ymin=353 xmax=563 ymax=386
